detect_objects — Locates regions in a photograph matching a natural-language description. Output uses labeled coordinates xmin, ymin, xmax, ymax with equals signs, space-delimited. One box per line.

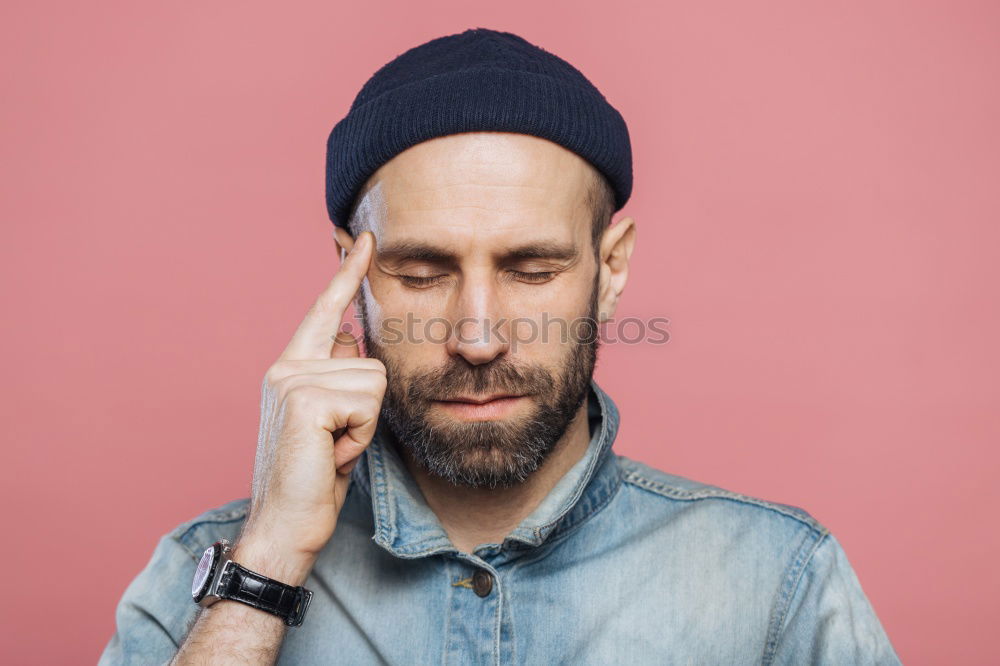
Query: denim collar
xmin=350 ymin=379 xmax=623 ymax=560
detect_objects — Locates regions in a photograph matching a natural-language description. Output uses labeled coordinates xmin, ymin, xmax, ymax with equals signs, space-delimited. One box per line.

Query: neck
xmin=395 ymin=396 xmax=593 ymax=554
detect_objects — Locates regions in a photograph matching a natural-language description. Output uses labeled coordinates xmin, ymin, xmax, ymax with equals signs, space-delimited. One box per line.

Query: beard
xmin=358 ymin=282 xmax=600 ymax=489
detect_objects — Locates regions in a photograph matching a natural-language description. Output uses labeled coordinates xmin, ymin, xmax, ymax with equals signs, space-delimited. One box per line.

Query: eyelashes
xmin=509 ymin=270 xmax=556 ymax=283
xmin=398 ymin=274 xmax=445 ymax=288
xmin=398 ymin=271 xmax=557 ymax=289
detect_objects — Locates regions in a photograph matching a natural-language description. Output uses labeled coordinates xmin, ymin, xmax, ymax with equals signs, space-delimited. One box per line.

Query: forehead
xmin=355 ymin=132 xmax=594 ymax=249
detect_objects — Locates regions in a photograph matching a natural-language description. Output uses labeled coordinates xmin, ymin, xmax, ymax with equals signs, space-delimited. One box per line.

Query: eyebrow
xmin=376 ymin=240 xmax=579 ymax=264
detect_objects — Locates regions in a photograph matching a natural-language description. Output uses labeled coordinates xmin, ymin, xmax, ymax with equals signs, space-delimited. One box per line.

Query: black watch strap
xmin=218 ymin=560 xmax=313 ymax=627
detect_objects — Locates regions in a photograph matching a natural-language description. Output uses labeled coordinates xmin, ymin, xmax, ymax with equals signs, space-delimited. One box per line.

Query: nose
xmin=444 ymin=274 xmax=510 ymax=365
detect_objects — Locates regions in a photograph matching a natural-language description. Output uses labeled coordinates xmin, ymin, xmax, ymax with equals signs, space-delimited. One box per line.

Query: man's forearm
xmin=170 ymin=540 xmax=317 ymax=665
xmin=171 ymin=595 xmax=289 ymax=665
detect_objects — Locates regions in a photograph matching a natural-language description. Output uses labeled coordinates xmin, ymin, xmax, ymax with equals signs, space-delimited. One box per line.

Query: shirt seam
xmin=543 ymin=454 xmax=624 ymax=545
xmin=170 ymin=505 xmax=249 ymax=562
xmin=505 ymin=468 xmax=624 ymax=570
xmin=760 ymin=530 xmax=830 ymax=665
xmin=620 ymin=468 xmax=826 ymax=532
xmin=529 ymin=386 xmax=618 ymax=540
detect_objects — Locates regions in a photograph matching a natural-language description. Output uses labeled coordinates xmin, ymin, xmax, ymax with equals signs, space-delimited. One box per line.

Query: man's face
xmin=352 ymin=131 xmax=602 ymax=489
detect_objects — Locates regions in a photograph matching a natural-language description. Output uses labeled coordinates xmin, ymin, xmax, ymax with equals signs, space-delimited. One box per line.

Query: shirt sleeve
xmin=98 ymin=533 xmax=201 ymax=666
xmin=769 ymin=531 xmax=902 ymax=665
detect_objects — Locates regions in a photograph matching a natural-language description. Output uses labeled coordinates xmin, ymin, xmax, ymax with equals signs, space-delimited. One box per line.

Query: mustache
xmin=399 ymin=356 xmax=555 ymax=402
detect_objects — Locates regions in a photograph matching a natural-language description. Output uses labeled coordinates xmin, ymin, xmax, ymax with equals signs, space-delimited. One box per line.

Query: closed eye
xmin=398 ymin=274 xmax=446 ymax=288
xmin=398 ymin=271 xmax=557 ymax=288
xmin=510 ymin=270 xmax=556 ymax=283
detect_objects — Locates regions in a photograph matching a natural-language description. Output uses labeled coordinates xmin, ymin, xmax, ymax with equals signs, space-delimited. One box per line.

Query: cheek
xmin=359 ymin=279 xmax=383 ymax=323
xmin=505 ymin=287 xmax=596 ymax=359
xmin=368 ymin=275 xmax=443 ymax=315
xmin=363 ymin=280 xmax=450 ymax=361
xmin=364 ymin=277 xmax=427 ymax=337
xmin=506 ymin=314 xmax=583 ymax=361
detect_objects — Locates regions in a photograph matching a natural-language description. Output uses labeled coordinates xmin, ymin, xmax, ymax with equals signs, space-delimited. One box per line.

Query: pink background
xmin=2 ymin=1 xmax=998 ymax=663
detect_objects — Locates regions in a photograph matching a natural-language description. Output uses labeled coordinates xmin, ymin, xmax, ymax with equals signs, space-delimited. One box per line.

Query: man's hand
xmin=237 ymin=230 xmax=384 ymax=585
xmin=171 ymin=232 xmax=382 ymax=665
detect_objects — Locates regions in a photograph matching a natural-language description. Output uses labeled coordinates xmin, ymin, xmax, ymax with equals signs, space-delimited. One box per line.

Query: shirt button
xmin=472 ymin=569 xmax=493 ymax=597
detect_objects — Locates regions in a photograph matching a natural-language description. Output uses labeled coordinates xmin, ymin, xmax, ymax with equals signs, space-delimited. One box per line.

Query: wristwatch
xmin=191 ymin=539 xmax=313 ymax=627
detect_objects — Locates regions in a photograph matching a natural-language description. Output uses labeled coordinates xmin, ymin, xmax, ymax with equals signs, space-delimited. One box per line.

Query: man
xmin=100 ymin=28 xmax=901 ymax=665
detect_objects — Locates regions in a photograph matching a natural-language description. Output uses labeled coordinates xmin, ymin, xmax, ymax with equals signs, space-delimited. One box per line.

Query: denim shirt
xmin=100 ymin=380 xmax=901 ymax=665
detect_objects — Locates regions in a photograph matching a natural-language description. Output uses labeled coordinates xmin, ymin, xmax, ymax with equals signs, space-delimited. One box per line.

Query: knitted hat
xmin=325 ymin=27 xmax=633 ymax=230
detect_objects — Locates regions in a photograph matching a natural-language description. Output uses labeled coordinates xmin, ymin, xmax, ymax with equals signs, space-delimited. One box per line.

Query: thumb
xmin=330 ymin=329 xmax=360 ymax=358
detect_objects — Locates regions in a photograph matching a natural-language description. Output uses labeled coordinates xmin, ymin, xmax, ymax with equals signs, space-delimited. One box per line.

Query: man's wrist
xmin=230 ymin=538 xmax=317 ymax=588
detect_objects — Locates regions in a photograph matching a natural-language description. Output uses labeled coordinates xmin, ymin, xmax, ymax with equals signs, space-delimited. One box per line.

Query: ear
xmin=596 ymin=217 xmax=637 ymax=322
xmin=333 ymin=226 xmax=355 ymax=262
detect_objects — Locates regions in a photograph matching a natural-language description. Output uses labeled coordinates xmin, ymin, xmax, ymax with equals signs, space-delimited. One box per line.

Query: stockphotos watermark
xmin=335 ymin=312 xmax=670 ymax=351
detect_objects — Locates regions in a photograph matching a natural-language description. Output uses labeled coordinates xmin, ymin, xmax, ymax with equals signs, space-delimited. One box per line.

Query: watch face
xmin=192 ymin=545 xmax=215 ymax=598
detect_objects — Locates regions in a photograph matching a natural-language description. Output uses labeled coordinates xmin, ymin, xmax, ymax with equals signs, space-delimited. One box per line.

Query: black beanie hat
xmin=325 ymin=27 xmax=633 ymax=230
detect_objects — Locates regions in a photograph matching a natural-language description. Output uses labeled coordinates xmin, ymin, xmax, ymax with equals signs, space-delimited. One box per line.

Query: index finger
xmin=279 ymin=231 xmax=374 ymax=361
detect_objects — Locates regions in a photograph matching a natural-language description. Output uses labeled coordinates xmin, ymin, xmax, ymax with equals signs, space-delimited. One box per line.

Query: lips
xmin=441 ymin=394 xmax=523 ymax=405
xmin=432 ymin=394 xmax=529 ymax=420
